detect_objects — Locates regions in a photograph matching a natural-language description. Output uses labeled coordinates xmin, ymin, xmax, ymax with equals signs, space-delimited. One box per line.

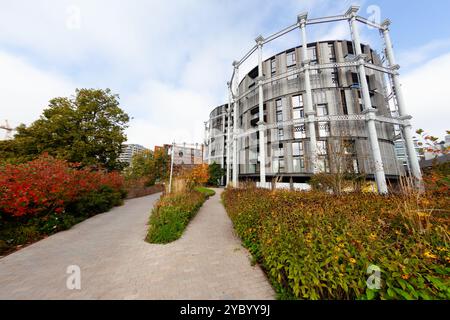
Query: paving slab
xmin=0 ymin=190 xmax=274 ymax=300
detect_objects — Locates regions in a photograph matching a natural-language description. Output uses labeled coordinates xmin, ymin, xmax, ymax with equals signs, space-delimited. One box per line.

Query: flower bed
xmin=0 ymin=155 xmax=126 ymax=256
xmin=146 ymin=188 xmax=214 ymax=244
xmin=222 ymin=187 xmax=450 ymax=300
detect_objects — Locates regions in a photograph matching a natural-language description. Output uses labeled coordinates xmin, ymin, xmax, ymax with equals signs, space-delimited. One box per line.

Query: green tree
xmin=1 ymin=89 xmax=129 ymax=171
xmin=124 ymin=148 xmax=170 ymax=186
xmin=207 ymin=162 xmax=225 ymax=187
xmin=153 ymin=148 xmax=171 ymax=182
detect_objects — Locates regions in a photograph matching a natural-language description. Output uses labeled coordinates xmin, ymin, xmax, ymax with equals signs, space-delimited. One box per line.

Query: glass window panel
xmin=286 ymin=51 xmax=296 ymax=67
xmin=317 ymin=141 xmax=328 ymax=155
xmin=276 ymin=111 xmax=283 ymax=122
xmin=294 ymin=126 xmax=306 ymax=139
xmin=292 ymin=95 xmax=304 ymax=120
xmin=292 ymin=142 xmax=303 ymax=156
xmin=308 ymin=46 xmax=317 ymax=64
xmin=276 ymin=99 xmax=282 ymax=110
xmin=328 ymin=44 xmax=336 ymax=62
xmin=318 ymin=122 xmax=330 ymax=137
xmin=293 ymin=157 xmax=305 ymax=172
xmin=317 ymin=157 xmax=330 ymax=173
xmin=317 ymin=104 xmax=328 ymax=116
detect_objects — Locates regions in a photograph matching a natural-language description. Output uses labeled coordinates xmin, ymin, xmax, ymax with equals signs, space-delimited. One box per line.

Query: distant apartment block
xmin=170 ymin=143 xmax=204 ymax=165
xmin=155 ymin=143 xmax=204 ymax=166
xmin=394 ymin=138 xmax=423 ymax=173
xmin=119 ymin=144 xmax=149 ymax=164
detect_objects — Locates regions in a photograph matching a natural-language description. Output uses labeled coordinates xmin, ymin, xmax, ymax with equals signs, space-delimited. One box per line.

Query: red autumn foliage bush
xmin=0 ymin=154 xmax=124 ymax=217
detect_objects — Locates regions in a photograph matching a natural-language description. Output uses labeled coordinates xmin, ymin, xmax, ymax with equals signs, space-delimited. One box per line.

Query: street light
xmin=168 ymin=142 xmax=175 ymax=194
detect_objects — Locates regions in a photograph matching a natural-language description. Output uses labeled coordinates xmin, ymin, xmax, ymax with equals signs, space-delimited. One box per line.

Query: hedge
xmin=222 ymin=187 xmax=450 ymax=300
xmin=0 ymin=155 xmax=126 ymax=256
xmin=146 ymin=189 xmax=214 ymax=244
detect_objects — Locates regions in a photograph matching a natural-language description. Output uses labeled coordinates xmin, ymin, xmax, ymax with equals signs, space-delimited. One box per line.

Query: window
xmin=287 ymin=66 xmax=298 ymax=80
xmin=292 ymin=142 xmax=303 ymax=156
xmin=292 ymin=95 xmax=304 ymax=119
xmin=276 ymin=111 xmax=283 ymax=122
xmin=317 ymin=140 xmax=328 ymax=155
xmin=317 ymin=157 xmax=330 ymax=173
xmin=331 ymin=71 xmax=339 ymax=85
xmin=318 ymin=122 xmax=330 ymax=137
xmin=310 ymin=69 xmax=320 ymax=87
xmin=308 ymin=46 xmax=317 ymax=64
xmin=276 ymin=99 xmax=282 ymax=111
xmin=351 ymin=72 xmax=360 ymax=86
xmin=344 ymin=140 xmax=356 ymax=155
xmin=341 ymin=90 xmax=348 ymax=115
xmin=271 ymin=58 xmax=277 ymax=74
xmin=316 ymin=104 xmax=328 ymax=117
xmin=328 ymin=43 xmax=336 ymax=63
xmin=273 ymin=143 xmax=284 ymax=157
xmin=278 ymin=128 xmax=284 ymax=140
xmin=347 ymin=41 xmax=354 ymax=55
xmin=272 ymin=148 xmax=285 ymax=173
xmin=294 ymin=125 xmax=306 ymax=139
xmin=293 ymin=157 xmax=305 ymax=172
xmin=276 ymin=99 xmax=283 ymax=122
xmin=286 ymin=50 xmax=296 ymax=67
xmin=279 ymin=158 xmax=285 ymax=173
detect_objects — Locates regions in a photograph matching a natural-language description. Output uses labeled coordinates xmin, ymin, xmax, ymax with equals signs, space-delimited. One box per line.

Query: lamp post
xmin=168 ymin=142 xmax=175 ymax=194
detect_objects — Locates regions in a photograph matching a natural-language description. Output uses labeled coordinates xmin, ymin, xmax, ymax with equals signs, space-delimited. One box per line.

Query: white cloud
xmin=1 ymin=0 xmax=390 ymax=150
xmin=124 ymin=80 xmax=215 ymax=149
xmin=0 ymin=51 xmax=75 ymax=129
xmin=398 ymin=38 xmax=450 ymax=70
xmin=402 ymin=52 xmax=450 ymax=138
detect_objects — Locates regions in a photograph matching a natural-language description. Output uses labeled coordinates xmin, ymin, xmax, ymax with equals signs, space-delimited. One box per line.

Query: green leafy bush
xmin=222 ymin=187 xmax=450 ymax=300
xmin=146 ymin=191 xmax=207 ymax=244
xmin=207 ymin=162 xmax=225 ymax=187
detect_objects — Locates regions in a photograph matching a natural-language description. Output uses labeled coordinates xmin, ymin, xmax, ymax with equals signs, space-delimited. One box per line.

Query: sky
xmin=0 ymin=0 xmax=449 ymax=149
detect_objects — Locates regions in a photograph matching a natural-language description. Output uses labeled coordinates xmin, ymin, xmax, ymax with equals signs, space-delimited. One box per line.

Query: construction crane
xmin=0 ymin=120 xmax=14 ymax=140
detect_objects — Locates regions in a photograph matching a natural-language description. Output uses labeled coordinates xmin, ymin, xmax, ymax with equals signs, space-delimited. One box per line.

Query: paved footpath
xmin=0 ymin=189 xmax=274 ymax=299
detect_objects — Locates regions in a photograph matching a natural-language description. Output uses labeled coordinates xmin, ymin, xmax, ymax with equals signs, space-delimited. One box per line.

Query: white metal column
xmin=298 ymin=13 xmax=318 ymax=173
xmin=226 ymin=83 xmax=232 ymax=187
xmin=381 ymin=19 xmax=423 ymax=189
xmin=208 ymin=119 xmax=213 ymax=165
xmin=348 ymin=6 xmax=388 ymax=194
xmin=256 ymin=36 xmax=267 ymax=187
xmin=168 ymin=142 xmax=175 ymax=193
xmin=232 ymin=62 xmax=240 ymax=188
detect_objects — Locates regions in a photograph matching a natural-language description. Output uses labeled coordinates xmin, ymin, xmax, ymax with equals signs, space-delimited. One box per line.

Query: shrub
xmin=222 ymin=187 xmax=450 ymax=300
xmin=146 ymin=191 xmax=206 ymax=244
xmin=207 ymin=162 xmax=225 ymax=187
xmin=179 ymin=164 xmax=209 ymax=191
xmin=0 ymin=154 xmax=125 ymax=218
xmin=0 ymin=154 xmax=126 ymax=255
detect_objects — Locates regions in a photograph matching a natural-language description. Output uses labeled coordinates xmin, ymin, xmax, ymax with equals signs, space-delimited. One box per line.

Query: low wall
xmin=126 ymin=184 xmax=164 ymax=199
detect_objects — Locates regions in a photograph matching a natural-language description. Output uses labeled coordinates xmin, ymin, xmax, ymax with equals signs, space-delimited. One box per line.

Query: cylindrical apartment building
xmin=205 ymin=40 xmax=403 ymax=187
xmin=236 ymin=40 xmax=401 ymax=181
xmin=205 ymin=6 xmax=423 ymax=193
xmin=204 ymin=104 xmax=229 ymax=185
